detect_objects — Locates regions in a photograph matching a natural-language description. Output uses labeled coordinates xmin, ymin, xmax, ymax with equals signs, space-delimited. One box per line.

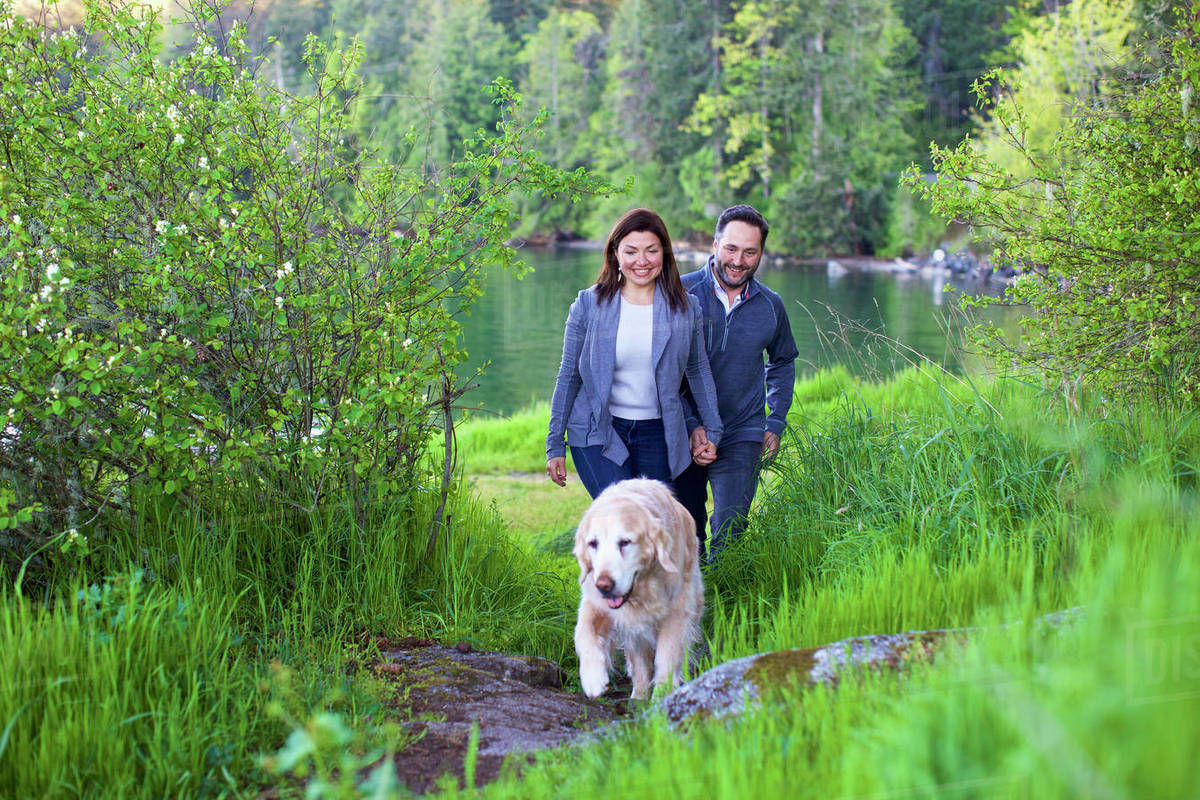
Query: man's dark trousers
xmin=674 ymin=439 xmax=763 ymax=561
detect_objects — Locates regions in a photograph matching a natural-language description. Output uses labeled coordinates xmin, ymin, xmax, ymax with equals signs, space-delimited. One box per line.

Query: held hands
xmin=690 ymin=427 xmax=717 ymax=466
xmin=547 ymin=456 xmax=568 ymax=486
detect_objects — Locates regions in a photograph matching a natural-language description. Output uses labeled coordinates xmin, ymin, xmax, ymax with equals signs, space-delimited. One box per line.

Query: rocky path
xmin=367 ymin=637 xmax=623 ymax=793
xmin=366 ymin=609 xmax=1083 ymax=792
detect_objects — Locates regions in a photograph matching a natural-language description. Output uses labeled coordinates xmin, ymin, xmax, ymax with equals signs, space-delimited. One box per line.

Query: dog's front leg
xmin=575 ymin=601 xmax=612 ymax=698
xmin=651 ymin=613 xmax=692 ymax=693
xmin=626 ymin=635 xmax=655 ymax=700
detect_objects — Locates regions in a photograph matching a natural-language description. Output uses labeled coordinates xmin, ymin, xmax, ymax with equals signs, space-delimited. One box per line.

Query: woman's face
xmin=616 ymin=230 xmax=664 ymax=291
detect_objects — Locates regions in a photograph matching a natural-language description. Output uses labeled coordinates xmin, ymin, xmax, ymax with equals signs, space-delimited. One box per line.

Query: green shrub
xmin=0 ymin=0 xmax=603 ymax=577
xmin=904 ymin=11 xmax=1200 ymax=404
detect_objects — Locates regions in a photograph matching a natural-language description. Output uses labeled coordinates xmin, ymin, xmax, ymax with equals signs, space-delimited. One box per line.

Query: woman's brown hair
xmin=594 ymin=208 xmax=689 ymax=313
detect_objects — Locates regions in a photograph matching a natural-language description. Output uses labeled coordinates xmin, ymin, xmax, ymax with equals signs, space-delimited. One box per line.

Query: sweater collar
xmin=704 ymin=255 xmax=756 ymax=304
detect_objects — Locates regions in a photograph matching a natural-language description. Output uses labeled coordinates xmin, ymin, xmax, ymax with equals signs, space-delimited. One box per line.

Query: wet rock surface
xmin=369 ymin=637 xmax=622 ymax=793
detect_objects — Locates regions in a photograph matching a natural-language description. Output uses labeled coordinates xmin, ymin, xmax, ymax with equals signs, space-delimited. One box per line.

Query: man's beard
xmin=714 ymin=257 xmax=757 ymax=289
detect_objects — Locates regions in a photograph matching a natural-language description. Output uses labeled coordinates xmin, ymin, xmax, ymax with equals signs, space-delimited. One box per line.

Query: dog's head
xmin=574 ymin=478 xmax=696 ymax=610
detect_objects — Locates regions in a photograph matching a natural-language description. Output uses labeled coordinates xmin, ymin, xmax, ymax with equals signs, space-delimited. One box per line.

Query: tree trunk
xmin=811 ymin=29 xmax=823 ymax=181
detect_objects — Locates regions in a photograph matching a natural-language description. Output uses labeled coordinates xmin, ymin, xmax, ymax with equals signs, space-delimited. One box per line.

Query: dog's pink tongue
xmin=607 ymin=596 xmax=625 ymax=609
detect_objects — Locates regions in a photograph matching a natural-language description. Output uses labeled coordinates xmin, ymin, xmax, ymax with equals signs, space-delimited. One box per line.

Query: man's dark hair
xmin=714 ymin=204 xmax=769 ymax=250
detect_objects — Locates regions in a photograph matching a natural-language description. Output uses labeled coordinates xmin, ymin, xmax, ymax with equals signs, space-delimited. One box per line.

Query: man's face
xmin=712 ymin=220 xmax=764 ymax=292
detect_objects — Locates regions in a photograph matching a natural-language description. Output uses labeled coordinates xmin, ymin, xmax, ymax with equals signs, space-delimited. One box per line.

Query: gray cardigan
xmin=546 ymin=286 xmax=723 ymax=479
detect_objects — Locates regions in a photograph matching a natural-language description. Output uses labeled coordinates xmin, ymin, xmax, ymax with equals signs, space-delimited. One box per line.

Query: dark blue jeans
xmin=674 ymin=439 xmax=764 ymax=560
xmin=571 ymin=417 xmax=671 ymax=499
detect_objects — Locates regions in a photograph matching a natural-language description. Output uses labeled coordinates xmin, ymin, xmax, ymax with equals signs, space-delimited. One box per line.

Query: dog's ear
xmin=648 ymin=482 xmax=700 ymax=574
xmin=574 ymin=516 xmax=593 ymax=585
xmin=644 ymin=489 xmax=682 ymax=574
xmin=650 ymin=520 xmax=680 ymax=574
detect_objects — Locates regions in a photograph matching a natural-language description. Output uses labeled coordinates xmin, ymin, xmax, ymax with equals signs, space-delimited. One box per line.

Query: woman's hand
xmin=547 ymin=457 xmax=568 ymax=486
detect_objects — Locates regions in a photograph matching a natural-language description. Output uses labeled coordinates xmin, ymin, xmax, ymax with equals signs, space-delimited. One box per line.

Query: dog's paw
xmin=580 ymin=663 xmax=609 ymax=698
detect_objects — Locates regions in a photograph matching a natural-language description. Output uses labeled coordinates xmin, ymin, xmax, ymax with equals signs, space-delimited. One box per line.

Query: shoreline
xmin=506 ymin=238 xmax=1007 ymax=283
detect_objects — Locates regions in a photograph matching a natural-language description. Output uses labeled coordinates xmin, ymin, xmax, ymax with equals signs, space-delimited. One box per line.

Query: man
xmin=678 ymin=204 xmax=798 ymax=560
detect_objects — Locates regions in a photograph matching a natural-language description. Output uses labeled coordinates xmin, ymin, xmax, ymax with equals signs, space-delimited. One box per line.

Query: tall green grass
xmin=1 ymin=571 xmax=264 ymax=797
xmin=5 ymin=367 xmax=1198 ymax=798
xmin=705 ymin=370 xmax=1073 ymax=650
xmin=1 ymin=478 xmax=577 ymax=797
xmin=461 ymin=509 xmax=1198 ymax=799
xmin=451 ymin=372 xmax=1200 ymax=799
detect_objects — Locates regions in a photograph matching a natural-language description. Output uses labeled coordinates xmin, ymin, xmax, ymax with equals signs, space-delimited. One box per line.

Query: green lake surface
xmin=457 ymin=247 xmax=1019 ymax=417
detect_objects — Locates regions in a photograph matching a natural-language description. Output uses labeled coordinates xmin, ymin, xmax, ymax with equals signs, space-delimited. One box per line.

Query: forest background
xmin=23 ymin=0 xmax=1177 ymax=256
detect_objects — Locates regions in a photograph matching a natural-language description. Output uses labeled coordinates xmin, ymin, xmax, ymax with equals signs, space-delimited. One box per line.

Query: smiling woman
xmin=544 ymin=208 xmax=724 ymax=500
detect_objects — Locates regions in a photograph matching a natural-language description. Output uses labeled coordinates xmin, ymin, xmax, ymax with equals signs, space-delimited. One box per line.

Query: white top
xmin=608 ymin=297 xmax=659 ymax=420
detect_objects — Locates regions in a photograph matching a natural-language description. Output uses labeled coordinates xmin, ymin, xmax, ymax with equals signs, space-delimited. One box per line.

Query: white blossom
xmin=274 ymin=296 xmax=284 ymax=309
xmin=198 ymin=156 xmax=209 ymax=169
xmin=173 ymin=133 xmax=184 ymax=145
xmin=11 ymin=214 xmax=20 ymax=226
xmin=155 ymin=220 xmax=169 ymax=234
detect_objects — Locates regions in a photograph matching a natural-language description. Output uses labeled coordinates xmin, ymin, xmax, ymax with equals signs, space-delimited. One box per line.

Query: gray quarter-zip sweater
xmin=681 ymin=258 xmax=798 ymax=445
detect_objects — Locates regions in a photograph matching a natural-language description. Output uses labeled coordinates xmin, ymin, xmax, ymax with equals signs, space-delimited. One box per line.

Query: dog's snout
xmin=594 ymin=573 xmax=614 ymax=595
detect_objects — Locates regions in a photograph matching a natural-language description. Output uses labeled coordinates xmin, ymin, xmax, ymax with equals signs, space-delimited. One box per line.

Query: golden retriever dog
xmin=573 ymin=478 xmax=704 ymax=699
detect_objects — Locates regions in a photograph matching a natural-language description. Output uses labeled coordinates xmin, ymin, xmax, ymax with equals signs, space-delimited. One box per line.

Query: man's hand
xmin=691 ymin=427 xmax=717 ymax=466
xmin=547 ymin=457 xmax=567 ymax=486
xmin=761 ymin=431 xmax=781 ymax=460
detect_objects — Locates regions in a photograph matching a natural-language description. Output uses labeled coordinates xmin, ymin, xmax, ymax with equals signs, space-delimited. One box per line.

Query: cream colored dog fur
xmin=573 ymin=478 xmax=704 ymax=699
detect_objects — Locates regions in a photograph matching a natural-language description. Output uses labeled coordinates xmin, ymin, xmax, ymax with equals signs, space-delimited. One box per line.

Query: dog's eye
xmin=587 ymin=539 xmax=598 ymax=550
xmin=618 ymin=538 xmax=631 ymax=549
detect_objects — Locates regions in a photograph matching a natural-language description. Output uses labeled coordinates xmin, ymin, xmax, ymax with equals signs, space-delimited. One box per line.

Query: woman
xmin=545 ymin=208 xmax=723 ymax=498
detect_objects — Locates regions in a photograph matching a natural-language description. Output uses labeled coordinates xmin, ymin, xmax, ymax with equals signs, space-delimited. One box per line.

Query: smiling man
xmin=678 ymin=204 xmax=799 ymax=560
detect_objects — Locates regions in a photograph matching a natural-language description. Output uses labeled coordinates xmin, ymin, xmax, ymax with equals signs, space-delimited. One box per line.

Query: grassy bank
xmin=3 ymin=367 xmax=1198 ymax=797
xmin=1 ymin=483 xmax=576 ymax=797
xmin=452 ymin=367 xmax=1200 ymax=798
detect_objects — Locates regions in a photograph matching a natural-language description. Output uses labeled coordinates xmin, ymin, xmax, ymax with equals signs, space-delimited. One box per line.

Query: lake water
xmin=456 ymin=248 xmax=1019 ymax=416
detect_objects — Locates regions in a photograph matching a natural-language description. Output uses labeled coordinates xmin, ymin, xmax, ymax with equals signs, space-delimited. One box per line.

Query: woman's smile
xmin=617 ymin=230 xmax=664 ymax=294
